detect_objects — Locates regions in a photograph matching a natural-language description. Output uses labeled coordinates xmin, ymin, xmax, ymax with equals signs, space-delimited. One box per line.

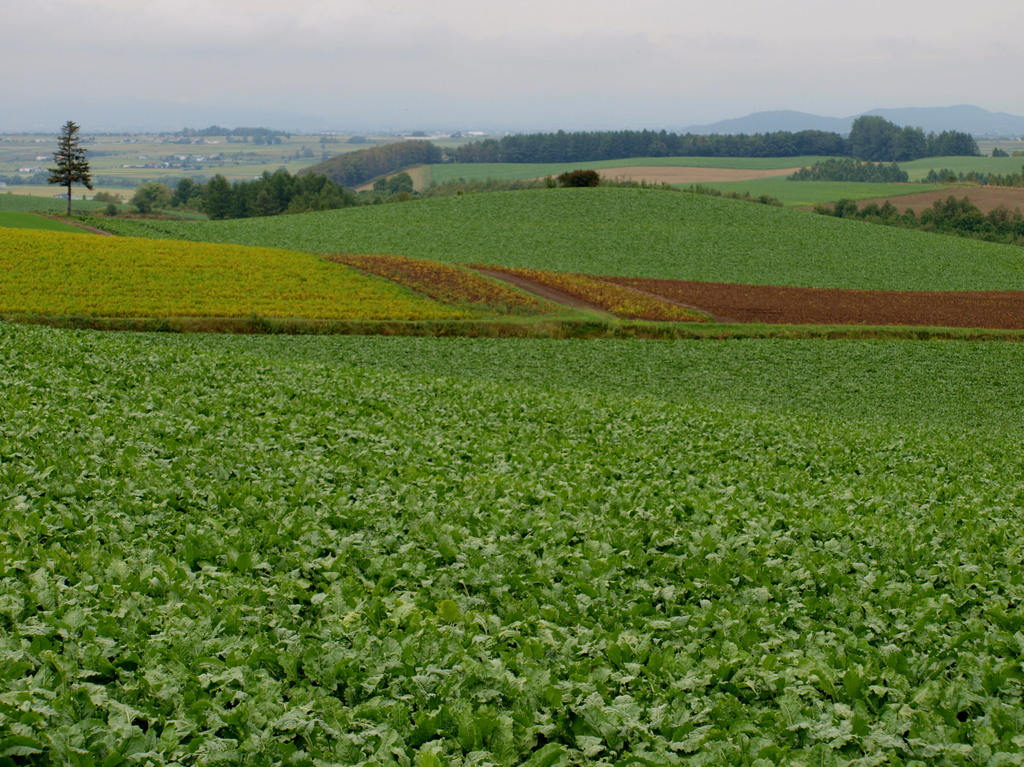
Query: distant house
xmin=0 ymin=182 xmax=7 ymax=190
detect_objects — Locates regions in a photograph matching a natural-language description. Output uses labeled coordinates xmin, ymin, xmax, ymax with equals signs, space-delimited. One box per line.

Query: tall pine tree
xmin=48 ymin=120 xmax=93 ymax=216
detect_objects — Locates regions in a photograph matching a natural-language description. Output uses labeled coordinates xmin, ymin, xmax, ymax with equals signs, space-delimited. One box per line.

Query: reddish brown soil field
xmin=855 ymin=186 xmax=1024 ymax=215
xmin=604 ymin=277 xmax=1024 ymax=329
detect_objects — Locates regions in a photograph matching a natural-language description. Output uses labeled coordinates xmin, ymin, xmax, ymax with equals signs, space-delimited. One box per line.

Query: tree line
xmin=814 ymin=196 xmax=1024 ymax=246
xmin=308 ymin=118 xmax=978 ymax=188
xmin=445 ymin=129 xmax=847 ymax=164
xmin=176 ymin=126 xmax=291 ymax=139
xmin=162 ymin=169 xmax=359 ymax=219
xmin=921 ymin=166 xmax=1024 ymax=187
xmin=788 ymin=158 xmax=909 ymax=183
xmin=313 ymin=141 xmax=443 ymax=187
xmin=845 ymin=116 xmax=978 ymax=161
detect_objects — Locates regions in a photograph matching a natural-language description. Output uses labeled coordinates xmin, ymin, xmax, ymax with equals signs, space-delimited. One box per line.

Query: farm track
xmin=605 ymin=276 xmax=1024 ymax=330
xmin=473 ymin=268 xmax=614 ymax=316
xmin=42 ymin=214 xmax=115 ymax=235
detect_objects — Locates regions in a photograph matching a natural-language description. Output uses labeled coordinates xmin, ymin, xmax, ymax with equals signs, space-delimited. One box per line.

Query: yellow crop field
xmin=0 ymin=227 xmax=472 ymax=320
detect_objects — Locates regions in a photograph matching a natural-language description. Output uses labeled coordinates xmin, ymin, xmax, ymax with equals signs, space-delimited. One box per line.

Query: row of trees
xmin=446 ymin=129 xmax=847 ymax=164
xmin=444 ymin=119 xmax=977 ymax=165
xmin=303 ymin=120 xmax=979 ymax=187
xmin=921 ymin=166 xmax=1024 ymax=187
xmin=172 ymin=170 xmax=359 ymax=219
xmin=788 ymin=158 xmax=909 ymax=183
xmin=815 ymin=196 xmax=1024 ymax=246
xmin=176 ymin=126 xmax=290 ymax=140
xmin=846 ymin=117 xmax=978 ymax=161
xmin=314 ymin=140 xmax=443 ymax=187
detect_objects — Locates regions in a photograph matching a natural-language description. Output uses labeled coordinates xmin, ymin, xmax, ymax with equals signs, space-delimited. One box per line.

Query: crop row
xmin=0 ymin=228 xmax=469 ymax=320
xmin=328 ymin=253 xmax=557 ymax=316
xmin=479 ymin=265 xmax=708 ymax=321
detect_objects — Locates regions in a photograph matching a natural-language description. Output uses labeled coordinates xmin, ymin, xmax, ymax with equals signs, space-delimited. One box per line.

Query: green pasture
xmin=900 ymin=155 xmax=1024 ymax=180
xmin=427 ymin=156 xmax=829 ymax=185
xmin=692 ymin=178 xmax=948 ymax=207
xmin=96 ymin=187 xmax=1024 ymax=291
xmin=0 ymin=212 xmax=88 ymax=232
xmin=4 ymin=324 xmax=1024 ymax=764
xmin=0 ymin=192 xmax=109 ymax=213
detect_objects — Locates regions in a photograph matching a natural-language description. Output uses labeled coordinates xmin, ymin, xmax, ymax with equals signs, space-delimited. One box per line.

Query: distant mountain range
xmin=681 ymin=105 xmax=1024 ymax=138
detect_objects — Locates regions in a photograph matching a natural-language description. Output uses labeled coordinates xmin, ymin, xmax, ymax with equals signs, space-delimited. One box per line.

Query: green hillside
xmin=96 ymin=187 xmax=1024 ymax=291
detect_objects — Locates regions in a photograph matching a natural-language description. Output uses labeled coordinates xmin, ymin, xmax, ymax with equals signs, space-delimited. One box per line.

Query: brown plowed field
xmin=855 ymin=186 xmax=1024 ymax=215
xmin=604 ymin=277 xmax=1024 ymax=329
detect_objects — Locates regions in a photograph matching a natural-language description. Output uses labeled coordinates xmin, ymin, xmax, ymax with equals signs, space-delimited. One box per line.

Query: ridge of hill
xmin=93 ymin=187 xmax=1024 ymax=292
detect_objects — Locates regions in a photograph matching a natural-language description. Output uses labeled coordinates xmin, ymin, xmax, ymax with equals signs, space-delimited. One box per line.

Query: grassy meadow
xmin=94 ymin=187 xmax=1024 ymax=291
xmin=0 ymin=212 xmax=89 ymax=233
xmin=900 ymin=155 xmax=1024 ymax=181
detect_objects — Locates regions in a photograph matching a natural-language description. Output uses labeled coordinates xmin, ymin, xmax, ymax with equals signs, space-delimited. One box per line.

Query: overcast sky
xmin=4 ymin=0 xmax=1023 ymax=132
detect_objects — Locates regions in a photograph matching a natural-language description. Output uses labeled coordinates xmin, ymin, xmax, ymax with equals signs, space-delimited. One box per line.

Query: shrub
xmin=556 ymin=169 xmax=601 ymax=187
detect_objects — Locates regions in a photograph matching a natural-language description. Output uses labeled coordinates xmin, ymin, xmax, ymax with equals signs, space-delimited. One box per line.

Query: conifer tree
xmin=48 ymin=120 xmax=93 ymax=215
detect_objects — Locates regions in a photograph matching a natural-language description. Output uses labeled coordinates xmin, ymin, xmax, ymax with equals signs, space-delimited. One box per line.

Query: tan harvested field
xmin=355 ymin=165 xmax=432 ymax=192
xmin=358 ymin=165 xmax=796 ymax=191
xmin=598 ymin=166 xmax=801 ymax=184
xmin=856 ymin=185 xmax=1024 ymax=215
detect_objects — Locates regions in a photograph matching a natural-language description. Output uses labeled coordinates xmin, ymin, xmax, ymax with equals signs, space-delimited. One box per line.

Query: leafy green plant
xmin=4 ymin=325 xmax=1024 ymax=763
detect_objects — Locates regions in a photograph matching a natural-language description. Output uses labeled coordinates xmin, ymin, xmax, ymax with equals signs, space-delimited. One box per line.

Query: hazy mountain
xmin=682 ymin=105 xmax=1024 ymax=137
xmin=681 ymin=110 xmax=851 ymax=135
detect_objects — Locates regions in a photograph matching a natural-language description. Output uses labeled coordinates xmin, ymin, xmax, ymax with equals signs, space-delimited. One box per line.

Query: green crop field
xmin=901 ymin=155 xmax=1024 ymax=181
xmin=4 ymin=323 xmax=1024 ymax=764
xmin=95 ymin=187 xmax=1024 ymax=291
xmin=0 ymin=212 xmax=89 ymax=233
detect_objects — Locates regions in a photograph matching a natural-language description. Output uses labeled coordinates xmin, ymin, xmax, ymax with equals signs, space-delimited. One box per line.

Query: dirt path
xmin=39 ymin=214 xmax=115 ymax=235
xmin=473 ymin=268 xmax=613 ymax=316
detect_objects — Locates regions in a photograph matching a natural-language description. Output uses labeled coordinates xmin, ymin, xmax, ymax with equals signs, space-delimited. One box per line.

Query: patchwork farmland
xmin=4 ymin=138 xmax=1024 ymax=764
